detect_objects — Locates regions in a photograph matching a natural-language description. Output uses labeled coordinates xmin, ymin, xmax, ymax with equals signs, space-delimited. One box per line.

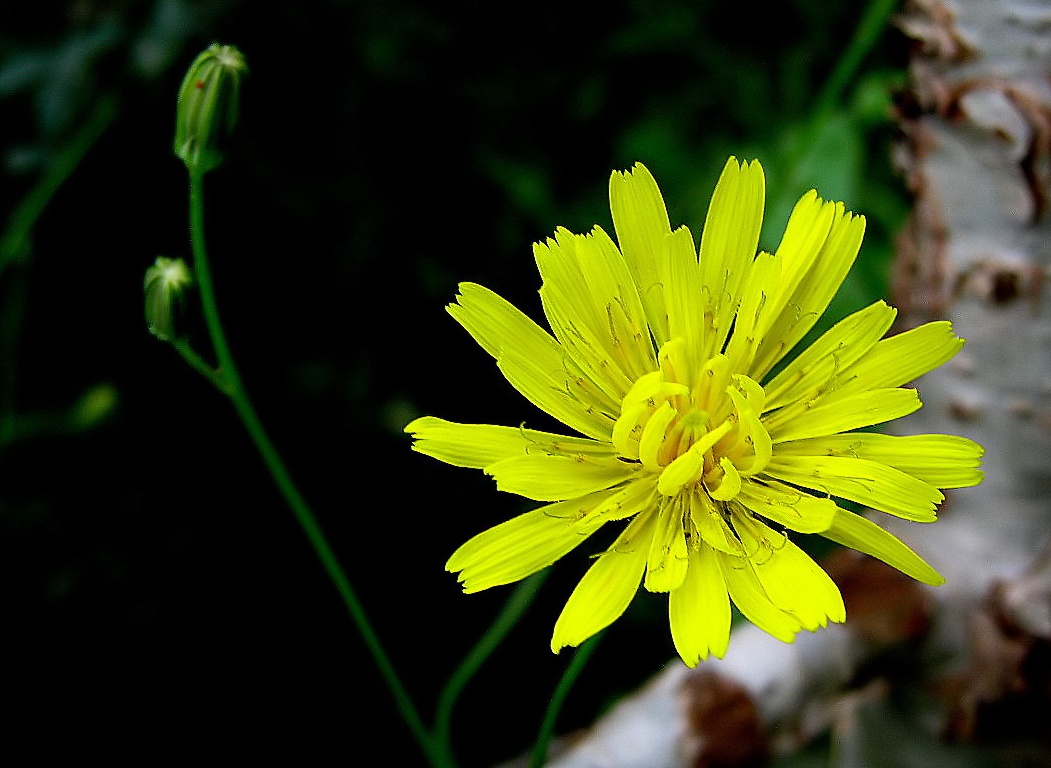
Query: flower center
xmin=611 ymin=338 xmax=772 ymax=501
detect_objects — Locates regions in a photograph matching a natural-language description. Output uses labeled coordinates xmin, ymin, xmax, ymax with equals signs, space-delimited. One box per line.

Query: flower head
xmin=406 ymin=159 xmax=982 ymax=666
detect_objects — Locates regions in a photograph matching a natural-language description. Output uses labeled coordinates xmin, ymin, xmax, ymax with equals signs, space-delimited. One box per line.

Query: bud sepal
xmin=174 ymin=43 xmax=247 ymax=174
xmin=144 ymin=256 xmax=195 ymax=341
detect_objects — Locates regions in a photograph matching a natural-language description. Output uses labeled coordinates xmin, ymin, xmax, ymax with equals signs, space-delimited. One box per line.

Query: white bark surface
xmin=891 ymin=0 xmax=1051 ymax=610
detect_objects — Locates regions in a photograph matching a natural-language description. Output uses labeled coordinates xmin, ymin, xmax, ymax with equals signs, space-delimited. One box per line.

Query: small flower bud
xmin=144 ymin=256 xmax=194 ymax=341
xmin=173 ymin=43 xmax=247 ymax=174
xmin=70 ymin=384 xmax=119 ymax=431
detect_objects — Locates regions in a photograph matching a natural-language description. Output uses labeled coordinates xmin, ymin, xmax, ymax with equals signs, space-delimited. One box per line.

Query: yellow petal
xmin=724 ymin=250 xmax=779 ymax=374
xmin=447 ymin=282 xmax=557 ymax=365
xmin=698 ymin=157 xmax=765 ymax=360
xmin=762 ymin=300 xmax=897 ymax=411
xmin=448 ymin=282 xmax=613 ymax=440
xmin=669 ymin=541 xmax=731 ymax=666
xmin=773 ymin=432 xmax=984 ymax=489
xmin=765 ymin=455 xmax=944 ymax=522
xmin=485 ymin=453 xmax=638 ymax=501
xmin=734 ymin=515 xmax=845 ymax=630
xmin=538 ymin=289 xmax=634 ymax=406
xmin=734 ymin=478 xmax=839 ymax=533
xmin=661 ymin=225 xmax=706 ymax=380
xmin=609 ymin=163 xmax=672 ymax=346
xmin=689 ymin=492 xmax=743 ymax=555
xmin=834 ymin=321 xmax=965 ymax=395
xmin=583 ymin=479 xmax=660 ymax=532
xmin=764 ymin=388 xmax=922 ymax=444
xmin=448 ymin=499 xmax=603 ymax=593
xmin=644 ymin=498 xmax=689 ymax=593
xmin=535 ymin=225 xmax=655 ymax=391
xmin=718 ymin=550 xmax=802 ymax=643
xmin=762 ymin=191 xmax=837 ymax=333
xmin=498 ymin=347 xmax=616 ymax=441
xmin=751 ymin=201 xmax=865 ymax=378
xmin=823 ymin=509 xmax=944 ymax=585
xmin=405 ymin=416 xmax=613 ymax=469
xmin=551 ymin=511 xmax=656 ymax=652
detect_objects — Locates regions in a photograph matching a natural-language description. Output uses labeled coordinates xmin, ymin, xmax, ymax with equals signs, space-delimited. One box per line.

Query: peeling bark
xmin=886 ymin=0 xmax=1051 ymax=675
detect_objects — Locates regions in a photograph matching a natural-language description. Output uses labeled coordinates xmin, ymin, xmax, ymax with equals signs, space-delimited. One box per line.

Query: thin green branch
xmin=186 ymin=171 xmax=448 ymax=768
xmin=766 ymin=0 xmax=903 ymax=225
xmin=435 ymin=571 xmax=549 ymax=760
xmin=172 ymin=338 xmax=231 ymax=394
xmin=186 ymin=175 xmax=238 ymax=390
xmin=814 ymin=0 xmax=902 ymax=116
xmin=530 ymin=631 xmax=604 ymax=768
xmin=0 ymin=94 xmax=119 ymax=273
xmin=0 ymin=94 xmax=119 ymax=446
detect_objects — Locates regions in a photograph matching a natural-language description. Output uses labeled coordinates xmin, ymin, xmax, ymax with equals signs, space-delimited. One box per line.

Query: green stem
xmin=186 ymin=171 xmax=446 ymax=768
xmin=434 ymin=571 xmax=549 ymax=759
xmin=814 ymin=0 xmax=902 ymax=117
xmin=1 ymin=94 xmax=118 ymax=446
xmin=530 ymin=631 xmax=604 ymax=768
xmin=173 ymin=338 xmax=231 ymax=394
xmin=767 ymin=0 xmax=901 ymax=223
xmin=0 ymin=94 xmax=119 ymax=273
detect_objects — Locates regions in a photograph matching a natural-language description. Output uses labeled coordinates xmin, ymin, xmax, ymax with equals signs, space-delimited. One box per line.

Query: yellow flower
xmin=406 ymin=159 xmax=983 ymax=666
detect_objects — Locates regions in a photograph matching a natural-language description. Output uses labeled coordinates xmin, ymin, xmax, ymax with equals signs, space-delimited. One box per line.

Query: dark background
xmin=0 ymin=1 xmax=908 ymax=763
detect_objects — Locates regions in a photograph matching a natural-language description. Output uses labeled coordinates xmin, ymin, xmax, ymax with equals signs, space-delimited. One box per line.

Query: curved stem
xmin=186 ymin=172 xmax=447 ymax=768
xmin=1 ymin=94 xmax=119 ymax=273
xmin=1 ymin=94 xmax=118 ymax=447
xmin=173 ymin=338 xmax=231 ymax=394
xmin=187 ymin=175 xmax=238 ymax=389
xmin=530 ymin=631 xmax=604 ymax=768
xmin=435 ymin=571 xmax=549 ymax=758
xmin=813 ymin=0 xmax=901 ymax=116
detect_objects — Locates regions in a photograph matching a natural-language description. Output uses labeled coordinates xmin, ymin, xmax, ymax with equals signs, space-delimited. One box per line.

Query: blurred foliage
xmin=0 ymin=0 xmax=914 ymax=763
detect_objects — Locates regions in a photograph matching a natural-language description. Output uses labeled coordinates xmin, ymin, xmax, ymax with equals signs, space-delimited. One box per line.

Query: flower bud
xmin=173 ymin=43 xmax=247 ymax=174
xmin=144 ymin=256 xmax=194 ymax=341
xmin=71 ymin=384 xmax=119 ymax=431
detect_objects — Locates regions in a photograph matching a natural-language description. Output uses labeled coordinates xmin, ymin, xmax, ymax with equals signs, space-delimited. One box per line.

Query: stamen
xmin=706 ymin=457 xmax=742 ymax=500
xmin=656 ymin=419 xmax=732 ymax=495
xmin=639 ymin=402 xmax=677 ymax=472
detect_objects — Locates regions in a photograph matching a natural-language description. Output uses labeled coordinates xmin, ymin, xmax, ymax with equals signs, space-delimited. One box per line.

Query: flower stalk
xmin=157 ymin=44 xmax=463 ymax=768
xmin=184 ymin=170 xmax=444 ymax=765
